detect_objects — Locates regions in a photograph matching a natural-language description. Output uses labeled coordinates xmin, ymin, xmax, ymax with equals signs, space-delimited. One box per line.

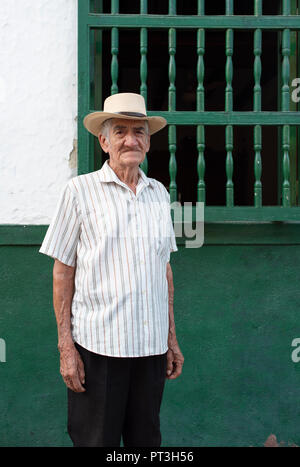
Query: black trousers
xmin=67 ymin=343 xmax=168 ymax=447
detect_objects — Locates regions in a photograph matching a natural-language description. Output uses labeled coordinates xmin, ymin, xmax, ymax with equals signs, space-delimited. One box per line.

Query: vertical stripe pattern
xmin=39 ymin=160 xmax=178 ymax=357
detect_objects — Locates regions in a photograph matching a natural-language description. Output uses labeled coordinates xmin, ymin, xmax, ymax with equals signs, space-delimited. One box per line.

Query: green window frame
xmin=77 ymin=0 xmax=300 ymax=222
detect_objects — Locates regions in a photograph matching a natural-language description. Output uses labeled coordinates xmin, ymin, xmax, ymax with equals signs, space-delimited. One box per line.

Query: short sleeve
xmin=165 ymin=190 xmax=178 ymax=263
xmin=39 ymin=182 xmax=81 ymax=267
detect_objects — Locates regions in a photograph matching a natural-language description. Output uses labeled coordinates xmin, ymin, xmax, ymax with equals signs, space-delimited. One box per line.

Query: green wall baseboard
xmin=1 ymin=223 xmax=300 ymax=246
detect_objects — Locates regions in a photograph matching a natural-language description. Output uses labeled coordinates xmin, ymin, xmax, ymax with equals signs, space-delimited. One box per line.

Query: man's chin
xmin=121 ymin=154 xmax=144 ymax=166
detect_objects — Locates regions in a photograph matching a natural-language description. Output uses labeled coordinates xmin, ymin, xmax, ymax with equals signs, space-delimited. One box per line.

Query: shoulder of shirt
xmin=147 ymin=177 xmax=170 ymax=200
xmin=65 ymin=171 xmax=99 ymax=196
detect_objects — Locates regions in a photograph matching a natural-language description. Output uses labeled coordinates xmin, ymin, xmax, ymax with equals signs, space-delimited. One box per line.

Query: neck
xmin=108 ymin=159 xmax=140 ymax=186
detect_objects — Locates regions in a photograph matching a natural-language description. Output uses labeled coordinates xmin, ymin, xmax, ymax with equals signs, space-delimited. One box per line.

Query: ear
xmin=98 ymin=134 xmax=110 ymax=153
xmin=145 ymin=134 xmax=151 ymax=153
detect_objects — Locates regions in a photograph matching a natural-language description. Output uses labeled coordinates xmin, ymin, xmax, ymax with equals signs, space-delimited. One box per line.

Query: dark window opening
xmin=91 ymin=0 xmax=295 ymax=206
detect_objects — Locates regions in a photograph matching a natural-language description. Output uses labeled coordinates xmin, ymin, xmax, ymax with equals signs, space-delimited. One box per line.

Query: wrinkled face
xmin=98 ymin=119 xmax=150 ymax=168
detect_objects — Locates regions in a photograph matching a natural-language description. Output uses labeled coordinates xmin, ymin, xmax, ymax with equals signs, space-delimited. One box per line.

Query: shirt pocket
xmin=149 ymin=205 xmax=170 ymax=262
xmin=82 ymin=208 xmax=122 ymax=245
xmin=84 ymin=201 xmax=132 ymax=242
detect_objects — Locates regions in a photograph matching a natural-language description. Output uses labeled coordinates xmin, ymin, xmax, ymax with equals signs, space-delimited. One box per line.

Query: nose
xmin=124 ymin=132 xmax=138 ymax=147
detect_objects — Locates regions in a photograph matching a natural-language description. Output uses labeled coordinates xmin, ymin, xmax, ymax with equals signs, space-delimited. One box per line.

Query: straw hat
xmin=83 ymin=93 xmax=167 ymax=137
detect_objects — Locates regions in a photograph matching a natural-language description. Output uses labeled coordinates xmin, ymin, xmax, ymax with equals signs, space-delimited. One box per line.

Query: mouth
xmin=121 ymin=150 xmax=141 ymax=155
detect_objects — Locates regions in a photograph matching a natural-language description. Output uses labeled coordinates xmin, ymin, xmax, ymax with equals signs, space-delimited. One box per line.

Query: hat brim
xmin=83 ymin=112 xmax=167 ymax=137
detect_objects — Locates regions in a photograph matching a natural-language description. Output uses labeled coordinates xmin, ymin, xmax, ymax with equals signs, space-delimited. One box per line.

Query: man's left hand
xmin=166 ymin=343 xmax=184 ymax=379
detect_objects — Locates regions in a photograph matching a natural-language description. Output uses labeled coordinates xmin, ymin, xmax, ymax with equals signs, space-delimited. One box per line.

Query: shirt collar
xmin=98 ymin=159 xmax=154 ymax=188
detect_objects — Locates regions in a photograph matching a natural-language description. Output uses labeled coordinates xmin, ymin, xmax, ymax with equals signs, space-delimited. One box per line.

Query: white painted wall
xmin=0 ymin=0 xmax=78 ymax=224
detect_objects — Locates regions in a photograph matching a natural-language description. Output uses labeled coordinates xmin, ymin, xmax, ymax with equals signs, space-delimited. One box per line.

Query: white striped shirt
xmin=39 ymin=160 xmax=178 ymax=357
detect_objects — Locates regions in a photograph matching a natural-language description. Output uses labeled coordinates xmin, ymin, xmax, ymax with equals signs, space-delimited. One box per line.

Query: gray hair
xmin=99 ymin=118 xmax=149 ymax=142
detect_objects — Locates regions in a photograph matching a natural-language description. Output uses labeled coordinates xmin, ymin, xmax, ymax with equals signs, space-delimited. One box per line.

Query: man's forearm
xmin=166 ymin=262 xmax=184 ymax=379
xmin=53 ymin=259 xmax=85 ymax=392
xmin=53 ymin=259 xmax=76 ymax=349
xmin=166 ymin=262 xmax=177 ymax=345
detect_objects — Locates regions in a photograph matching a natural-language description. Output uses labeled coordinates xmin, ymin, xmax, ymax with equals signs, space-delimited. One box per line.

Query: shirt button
xmin=144 ymin=321 xmax=147 ymax=326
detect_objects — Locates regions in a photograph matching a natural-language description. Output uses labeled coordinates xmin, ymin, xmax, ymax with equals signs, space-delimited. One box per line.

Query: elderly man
xmin=39 ymin=92 xmax=184 ymax=447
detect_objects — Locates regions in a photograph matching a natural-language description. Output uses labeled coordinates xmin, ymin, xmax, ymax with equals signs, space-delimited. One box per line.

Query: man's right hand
xmin=59 ymin=343 xmax=86 ymax=393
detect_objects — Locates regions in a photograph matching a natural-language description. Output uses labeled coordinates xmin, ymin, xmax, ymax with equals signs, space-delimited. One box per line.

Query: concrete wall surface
xmin=0 ymin=0 xmax=78 ymax=225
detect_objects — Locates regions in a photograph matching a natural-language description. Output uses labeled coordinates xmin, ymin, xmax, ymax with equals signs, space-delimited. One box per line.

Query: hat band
xmin=116 ymin=111 xmax=147 ymax=118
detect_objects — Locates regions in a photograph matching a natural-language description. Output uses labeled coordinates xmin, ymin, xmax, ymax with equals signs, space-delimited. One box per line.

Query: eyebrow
xmin=112 ymin=125 xmax=146 ymax=132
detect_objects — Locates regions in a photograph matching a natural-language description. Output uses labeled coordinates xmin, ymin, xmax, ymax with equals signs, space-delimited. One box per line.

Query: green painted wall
xmin=1 ymin=241 xmax=300 ymax=447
